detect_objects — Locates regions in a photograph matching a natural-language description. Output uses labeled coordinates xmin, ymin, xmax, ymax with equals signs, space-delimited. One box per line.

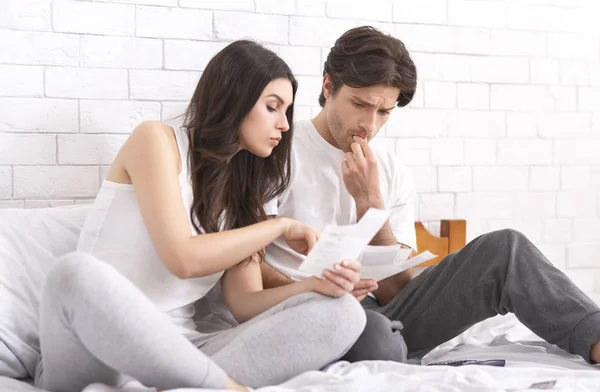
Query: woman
xmin=35 ymin=40 xmax=367 ymax=392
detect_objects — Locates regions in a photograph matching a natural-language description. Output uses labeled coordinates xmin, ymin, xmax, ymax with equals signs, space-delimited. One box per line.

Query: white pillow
xmin=0 ymin=205 xmax=90 ymax=378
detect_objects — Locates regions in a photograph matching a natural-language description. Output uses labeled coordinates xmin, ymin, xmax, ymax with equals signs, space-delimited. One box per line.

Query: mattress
xmin=3 ymin=315 xmax=599 ymax=392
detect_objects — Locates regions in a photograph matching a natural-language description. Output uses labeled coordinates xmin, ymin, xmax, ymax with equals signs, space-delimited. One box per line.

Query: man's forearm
xmin=370 ymin=229 xmax=414 ymax=305
xmin=357 ymin=197 xmax=408 ymax=249
xmin=357 ymin=196 xmax=399 ymax=246
xmin=357 ymin=199 xmax=414 ymax=305
xmin=369 ymin=220 xmax=400 ymax=246
xmin=372 ymin=269 xmax=413 ymax=305
xmin=260 ymin=260 xmax=295 ymax=289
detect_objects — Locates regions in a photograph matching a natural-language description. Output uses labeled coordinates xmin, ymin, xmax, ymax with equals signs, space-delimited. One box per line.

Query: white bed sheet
xmin=3 ymin=315 xmax=599 ymax=392
xmin=423 ymin=314 xmax=597 ymax=370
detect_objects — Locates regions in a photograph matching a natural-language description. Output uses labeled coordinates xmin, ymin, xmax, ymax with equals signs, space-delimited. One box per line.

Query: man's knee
xmin=341 ymin=310 xmax=408 ymax=363
xmin=478 ymin=228 xmax=532 ymax=263
xmin=482 ymin=228 xmax=528 ymax=247
xmin=485 ymin=229 xmax=527 ymax=243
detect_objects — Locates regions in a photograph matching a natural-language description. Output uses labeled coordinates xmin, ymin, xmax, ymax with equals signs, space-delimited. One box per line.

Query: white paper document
xmin=360 ymin=247 xmax=437 ymax=281
xmin=297 ymin=208 xmax=437 ymax=281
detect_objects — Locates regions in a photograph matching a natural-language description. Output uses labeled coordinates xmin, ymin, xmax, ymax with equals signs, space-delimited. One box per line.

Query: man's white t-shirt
xmin=265 ymin=119 xmax=417 ymax=280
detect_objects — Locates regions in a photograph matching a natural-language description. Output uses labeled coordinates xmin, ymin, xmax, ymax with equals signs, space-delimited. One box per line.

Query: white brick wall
xmin=0 ymin=29 xmax=79 ymax=66
xmin=81 ymin=36 xmax=163 ymax=69
xmin=46 ymin=67 xmax=129 ymax=99
xmin=0 ymin=65 xmax=44 ymax=97
xmin=137 ymin=6 xmax=212 ymax=39
xmin=53 ymin=1 xmax=135 ymax=36
xmin=1 ymin=0 xmax=599 ymax=299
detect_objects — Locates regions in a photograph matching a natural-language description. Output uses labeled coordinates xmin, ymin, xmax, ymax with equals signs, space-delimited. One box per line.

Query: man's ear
xmin=322 ymin=74 xmax=333 ymax=100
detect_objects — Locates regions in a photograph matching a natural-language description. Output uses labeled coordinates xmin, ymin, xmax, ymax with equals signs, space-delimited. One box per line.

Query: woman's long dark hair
xmin=182 ymin=40 xmax=297 ymax=249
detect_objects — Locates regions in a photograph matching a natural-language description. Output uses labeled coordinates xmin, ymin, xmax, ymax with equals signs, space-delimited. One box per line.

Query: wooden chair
xmin=415 ymin=220 xmax=467 ymax=267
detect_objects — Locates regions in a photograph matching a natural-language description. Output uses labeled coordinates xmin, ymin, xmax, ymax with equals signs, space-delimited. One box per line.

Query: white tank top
xmin=77 ymin=125 xmax=223 ymax=333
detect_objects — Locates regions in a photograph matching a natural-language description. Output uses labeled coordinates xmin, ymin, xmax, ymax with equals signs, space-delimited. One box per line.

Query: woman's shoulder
xmin=125 ymin=121 xmax=180 ymax=153
xmin=121 ymin=120 xmax=182 ymax=173
xmin=130 ymin=120 xmax=176 ymax=140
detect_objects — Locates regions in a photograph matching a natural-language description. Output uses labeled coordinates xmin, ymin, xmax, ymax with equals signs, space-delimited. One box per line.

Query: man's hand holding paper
xmin=298 ymin=208 xmax=437 ymax=285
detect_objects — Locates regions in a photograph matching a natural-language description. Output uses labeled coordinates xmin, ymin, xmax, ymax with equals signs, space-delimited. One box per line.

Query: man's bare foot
xmin=590 ymin=340 xmax=600 ymax=363
xmin=225 ymin=377 xmax=250 ymax=392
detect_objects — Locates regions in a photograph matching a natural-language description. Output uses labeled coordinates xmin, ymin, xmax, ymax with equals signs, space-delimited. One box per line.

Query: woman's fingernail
xmin=342 ymin=260 xmax=348 ymax=266
xmin=334 ymin=264 xmax=341 ymax=270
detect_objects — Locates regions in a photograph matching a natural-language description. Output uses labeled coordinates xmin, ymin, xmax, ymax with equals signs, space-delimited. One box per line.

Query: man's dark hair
xmin=319 ymin=25 xmax=417 ymax=108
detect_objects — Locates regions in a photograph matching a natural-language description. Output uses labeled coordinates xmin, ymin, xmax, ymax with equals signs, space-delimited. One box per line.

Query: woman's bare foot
xmin=225 ymin=377 xmax=250 ymax=392
xmin=591 ymin=340 xmax=600 ymax=363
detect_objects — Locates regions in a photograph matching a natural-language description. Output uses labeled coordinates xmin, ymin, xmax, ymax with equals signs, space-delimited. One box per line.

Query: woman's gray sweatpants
xmin=35 ymin=252 xmax=366 ymax=392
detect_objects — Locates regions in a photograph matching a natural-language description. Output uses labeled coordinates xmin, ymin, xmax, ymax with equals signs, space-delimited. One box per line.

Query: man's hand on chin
xmin=342 ymin=136 xmax=382 ymax=210
xmin=340 ymin=135 xmax=415 ymax=306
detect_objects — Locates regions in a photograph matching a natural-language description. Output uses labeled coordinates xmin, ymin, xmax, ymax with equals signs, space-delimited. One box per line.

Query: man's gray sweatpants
xmin=360 ymin=229 xmax=600 ymax=363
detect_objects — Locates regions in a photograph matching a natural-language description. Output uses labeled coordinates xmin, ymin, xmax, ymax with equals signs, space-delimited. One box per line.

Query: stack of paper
xmin=298 ymin=208 xmax=436 ymax=281
xmin=359 ymin=246 xmax=436 ymax=281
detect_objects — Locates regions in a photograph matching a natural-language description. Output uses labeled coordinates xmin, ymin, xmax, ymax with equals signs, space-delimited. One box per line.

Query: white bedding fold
xmin=3 ymin=315 xmax=599 ymax=392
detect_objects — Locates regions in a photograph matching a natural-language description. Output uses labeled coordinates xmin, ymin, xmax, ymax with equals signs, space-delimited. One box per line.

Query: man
xmin=262 ymin=25 xmax=600 ymax=364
